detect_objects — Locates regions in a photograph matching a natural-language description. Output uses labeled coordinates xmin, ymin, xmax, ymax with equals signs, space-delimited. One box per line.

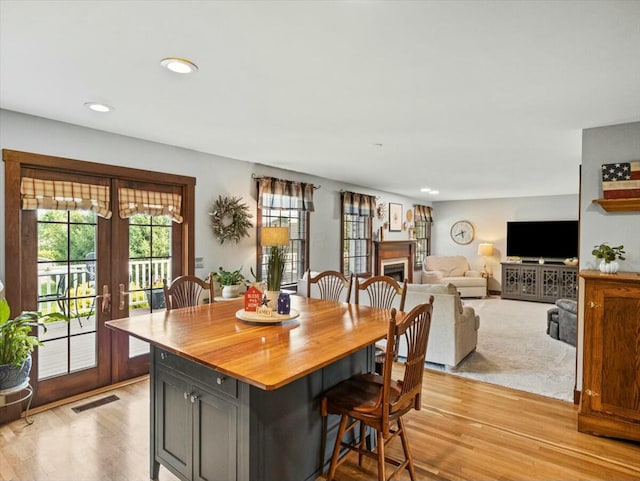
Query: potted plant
xmin=211 ymin=266 xmax=246 ymax=298
xmin=592 ymin=243 xmax=625 ymax=273
xmin=0 ymin=280 xmax=67 ymax=390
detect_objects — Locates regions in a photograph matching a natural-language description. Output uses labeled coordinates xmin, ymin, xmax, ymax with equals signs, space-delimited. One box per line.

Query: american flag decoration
xmin=601 ymin=161 xmax=640 ymax=199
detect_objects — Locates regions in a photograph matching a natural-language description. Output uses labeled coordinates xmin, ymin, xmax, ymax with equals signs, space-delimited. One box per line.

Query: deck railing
xmin=38 ymin=259 xmax=171 ymax=314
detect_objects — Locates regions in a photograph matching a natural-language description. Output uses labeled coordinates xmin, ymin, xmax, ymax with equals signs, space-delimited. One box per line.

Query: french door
xmin=3 ymin=150 xmax=195 ymax=407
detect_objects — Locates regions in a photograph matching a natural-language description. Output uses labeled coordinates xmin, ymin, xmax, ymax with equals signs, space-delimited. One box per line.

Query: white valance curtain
xmin=257 ymin=177 xmax=315 ymax=212
xmin=413 ymin=204 xmax=433 ymax=222
xmin=20 ymin=177 xmax=112 ymax=218
xmin=342 ymin=191 xmax=377 ymax=217
xmin=118 ymin=188 xmax=183 ymax=223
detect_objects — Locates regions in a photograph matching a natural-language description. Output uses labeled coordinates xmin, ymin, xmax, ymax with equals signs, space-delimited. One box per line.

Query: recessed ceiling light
xmin=160 ymin=57 xmax=199 ymax=74
xmin=420 ymin=187 xmax=431 ymax=192
xmin=84 ymin=102 xmax=113 ymax=113
xmin=429 ymin=190 xmax=440 ymax=195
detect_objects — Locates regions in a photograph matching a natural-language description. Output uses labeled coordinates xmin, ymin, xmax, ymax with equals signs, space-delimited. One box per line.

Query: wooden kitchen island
xmin=106 ymin=296 xmax=393 ymax=481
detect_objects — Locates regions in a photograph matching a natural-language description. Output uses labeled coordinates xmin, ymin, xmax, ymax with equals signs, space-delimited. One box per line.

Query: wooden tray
xmin=235 ymin=308 xmax=300 ymax=324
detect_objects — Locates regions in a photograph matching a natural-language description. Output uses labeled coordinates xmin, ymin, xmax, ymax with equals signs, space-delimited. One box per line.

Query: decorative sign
xmin=244 ymin=286 xmax=263 ymax=312
xmin=601 ymin=161 xmax=640 ymax=199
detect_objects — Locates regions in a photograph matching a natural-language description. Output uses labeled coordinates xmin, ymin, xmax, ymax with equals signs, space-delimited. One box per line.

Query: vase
xmin=599 ymin=260 xmax=619 ymax=274
xmin=0 ymin=354 xmax=32 ymax=391
xmin=264 ymin=290 xmax=280 ymax=308
xmin=222 ymin=285 xmax=238 ymax=299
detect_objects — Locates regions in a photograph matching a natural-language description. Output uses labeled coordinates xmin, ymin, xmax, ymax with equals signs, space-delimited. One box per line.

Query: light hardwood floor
xmin=1 ymin=369 xmax=639 ymax=481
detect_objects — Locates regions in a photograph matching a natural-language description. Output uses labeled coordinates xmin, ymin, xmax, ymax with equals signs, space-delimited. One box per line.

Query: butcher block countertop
xmin=106 ymin=296 xmax=395 ymax=390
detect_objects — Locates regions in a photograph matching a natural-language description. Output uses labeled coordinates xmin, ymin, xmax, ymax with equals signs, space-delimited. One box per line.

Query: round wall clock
xmin=450 ymin=220 xmax=474 ymax=245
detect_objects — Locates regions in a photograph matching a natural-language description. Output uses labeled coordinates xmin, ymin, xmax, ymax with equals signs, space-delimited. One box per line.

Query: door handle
xmin=119 ymin=283 xmax=131 ymax=311
xmin=95 ymin=285 xmax=111 ymax=313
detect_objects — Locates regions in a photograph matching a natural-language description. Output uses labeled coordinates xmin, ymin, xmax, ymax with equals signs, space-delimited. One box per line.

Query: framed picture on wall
xmin=389 ymin=203 xmax=402 ymax=231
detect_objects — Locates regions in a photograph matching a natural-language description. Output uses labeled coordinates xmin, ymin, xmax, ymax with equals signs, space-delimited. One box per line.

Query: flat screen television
xmin=506 ymin=220 xmax=578 ymax=260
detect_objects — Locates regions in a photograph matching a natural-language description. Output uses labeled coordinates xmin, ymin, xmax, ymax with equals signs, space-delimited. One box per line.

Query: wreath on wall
xmin=209 ymin=195 xmax=253 ymax=244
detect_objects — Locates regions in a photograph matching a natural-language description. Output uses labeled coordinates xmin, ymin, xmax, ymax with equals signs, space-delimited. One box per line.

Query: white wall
xmin=580 ymin=121 xmax=640 ymax=271
xmin=431 ymin=195 xmax=579 ymax=292
xmin=0 ymin=110 xmax=425 ymax=282
xmin=575 ymin=120 xmax=640 ymax=391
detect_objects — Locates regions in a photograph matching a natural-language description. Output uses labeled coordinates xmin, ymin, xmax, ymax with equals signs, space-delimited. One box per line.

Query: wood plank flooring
xmin=1 ymin=369 xmax=639 ymax=481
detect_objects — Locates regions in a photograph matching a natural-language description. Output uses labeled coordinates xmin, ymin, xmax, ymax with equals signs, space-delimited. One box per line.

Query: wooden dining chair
xmin=305 ymin=269 xmax=352 ymax=302
xmin=162 ymin=275 xmax=214 ymax=310
xmin=354 ymin=275 xmax=408 ymax=371
xmin=321 ymin=298 xmax=434 ymax=481
xmin=354 ymin=275 xmax=407 ymax=311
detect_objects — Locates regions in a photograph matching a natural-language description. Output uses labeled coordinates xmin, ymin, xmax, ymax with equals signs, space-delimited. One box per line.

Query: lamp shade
xmin=261 ymin=227 xmax=289 ymax=247
xmin=477 ymin=243 xmax=494 ymax=257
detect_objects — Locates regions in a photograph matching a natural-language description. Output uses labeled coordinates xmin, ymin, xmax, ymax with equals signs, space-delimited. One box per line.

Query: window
xmin=413 ymin=205 xmax=433 ymax=268
xmin=341 ymin=191 xmax=376 ymax=277
xmin=256 ymin=177 xmax=315 ymax=289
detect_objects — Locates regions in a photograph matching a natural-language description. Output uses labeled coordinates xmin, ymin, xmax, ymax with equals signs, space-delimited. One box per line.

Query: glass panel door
xmin=36 ymin=209 xmax=99 ymax=379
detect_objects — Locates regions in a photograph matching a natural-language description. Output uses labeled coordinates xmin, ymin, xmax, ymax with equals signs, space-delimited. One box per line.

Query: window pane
xmin=259 ymin=207 xmax=307 ymax=289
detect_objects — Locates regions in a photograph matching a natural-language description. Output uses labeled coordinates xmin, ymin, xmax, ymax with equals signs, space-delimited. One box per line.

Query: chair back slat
xmin=306 ymin=269 xmax=352 ymax=302
xmin=354 ymin=275 xmax=407 ymax=311
xmin=163 ymin=275 xmax=214 ymax=310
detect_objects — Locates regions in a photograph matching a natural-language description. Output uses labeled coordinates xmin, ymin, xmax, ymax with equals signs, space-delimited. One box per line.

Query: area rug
xmin=425 ymin=297 xmax=576 ymax=402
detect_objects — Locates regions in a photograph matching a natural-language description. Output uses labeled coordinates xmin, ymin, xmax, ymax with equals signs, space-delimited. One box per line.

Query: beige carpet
xmin=426 ymin=297 xmax=576 ymax=402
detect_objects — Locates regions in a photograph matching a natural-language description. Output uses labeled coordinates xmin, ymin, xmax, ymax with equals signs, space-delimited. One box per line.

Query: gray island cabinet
xmin=106 ymin=297 xmax=390 ymax=481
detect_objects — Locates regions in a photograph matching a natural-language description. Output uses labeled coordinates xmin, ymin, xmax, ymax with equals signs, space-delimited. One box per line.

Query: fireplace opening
xmin=383 ymin=262 xmax=405 ymax=282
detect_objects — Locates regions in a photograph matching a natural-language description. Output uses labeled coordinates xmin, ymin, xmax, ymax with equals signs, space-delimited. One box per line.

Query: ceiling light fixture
xmin=84 ymin=102 xmax=113 ymax=113
xmin=429 ymin=190 xmax=440 ymax=195
xmin=420 ymin=187 xmax=431 ymax=192
xmin=160 ymin=57 xmax=199 ymax=74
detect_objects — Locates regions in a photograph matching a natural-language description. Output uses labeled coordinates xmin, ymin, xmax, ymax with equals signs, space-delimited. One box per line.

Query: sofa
xmin=546 ymin=298 xmax=577 ymax=346
xmin=395 ymin=283 xmax=480 ymax=367
xmin=422 ymin=255 xmax=486 ymax=298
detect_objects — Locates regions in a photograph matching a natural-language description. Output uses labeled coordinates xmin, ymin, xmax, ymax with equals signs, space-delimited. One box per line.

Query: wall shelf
xmin=592 ymin=198 xmax=640 ymax=212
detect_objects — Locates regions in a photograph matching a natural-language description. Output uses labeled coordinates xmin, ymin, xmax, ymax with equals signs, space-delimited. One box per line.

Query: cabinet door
xmin=540 ymin=266 xmax=561 ymax=302
xmin=586 ymin=284 xmax=640 ymax=422
xmin=192 ymin=387 xmax=238 ymax=481
xmin=156 ymin=368 xmax=193 ymax=479
xmin=559 ymin=269 xmax=578 ymax=300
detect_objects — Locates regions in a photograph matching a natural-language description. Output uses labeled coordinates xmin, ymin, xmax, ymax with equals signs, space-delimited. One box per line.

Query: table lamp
xmin=477 ymin=243 xmax=494 ymax=274
xmin=261 ymin=227 xmax=289 ymax=291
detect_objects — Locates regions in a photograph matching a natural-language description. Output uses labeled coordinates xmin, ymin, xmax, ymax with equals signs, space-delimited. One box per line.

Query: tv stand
xmin=501 ymin=262 xmax=577 ymax=303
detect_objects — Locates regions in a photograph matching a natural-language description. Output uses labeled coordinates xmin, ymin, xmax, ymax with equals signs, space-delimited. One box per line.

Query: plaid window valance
xmin=257 ymin=177 xmax=315 ymax=212
xmin=20 ymin=177 xmax=112 ymax=218
xmin=118 ymin=188 xmax=183 ymax=223
xmin=342 ymin=191 xmax=376 ymax=217
xmin=413 ymin=205 xmax=433 ymax=222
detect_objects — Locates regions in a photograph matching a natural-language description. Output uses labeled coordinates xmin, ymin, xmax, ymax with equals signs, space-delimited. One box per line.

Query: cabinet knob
xmin=588 ymin=301 xmax=601 ymax=309
xmin=190 ymin=394 xmax=200 ymax=403
xmin=184 ymin=391 xmax=190 ymax=400
xmin=160 ymin=352 xmax=167 ymax=360
xmin=216 ymin=376 xmax=226 ymax=385
xmin=585 ymin=389 xmax=600 ymax=397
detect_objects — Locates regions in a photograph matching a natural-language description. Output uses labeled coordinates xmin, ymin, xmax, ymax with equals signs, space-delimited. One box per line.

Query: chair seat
xmin=324 ymin=373 xmax=406 ymax=416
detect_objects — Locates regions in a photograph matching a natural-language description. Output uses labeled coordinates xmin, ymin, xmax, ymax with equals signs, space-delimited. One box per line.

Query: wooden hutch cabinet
xmin=579 ymin=270 xmax=640 ymax=442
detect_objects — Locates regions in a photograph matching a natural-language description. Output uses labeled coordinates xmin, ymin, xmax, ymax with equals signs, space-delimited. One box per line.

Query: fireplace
xmin=382 ymin=259 xmax=408 ymax=282
xmin=374 ymin=240 xmax=416 ymax=283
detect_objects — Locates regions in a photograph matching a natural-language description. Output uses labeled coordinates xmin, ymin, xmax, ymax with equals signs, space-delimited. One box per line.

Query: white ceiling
xmin=1 ymin=1 xmax=639 ymax=201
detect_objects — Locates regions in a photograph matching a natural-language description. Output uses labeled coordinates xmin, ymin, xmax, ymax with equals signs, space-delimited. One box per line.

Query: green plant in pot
xmin=259 ymin=226 xmax=289 ymax=306
xmin=0 ymin=280 xmax=68 ymax=390
xmin=592 ymin=243 xmax=625 ymax=274
xmin=211 ymin=266 xmax=246 ymax=298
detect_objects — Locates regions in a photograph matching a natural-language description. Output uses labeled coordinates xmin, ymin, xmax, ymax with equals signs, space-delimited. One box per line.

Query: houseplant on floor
xmin=0 ymin=280 xmax=67 ymax=390
xmin=591 ymin=243 xmax=625 ymax=274
xmin=211 ymin=266 xmax=246 ymax=298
